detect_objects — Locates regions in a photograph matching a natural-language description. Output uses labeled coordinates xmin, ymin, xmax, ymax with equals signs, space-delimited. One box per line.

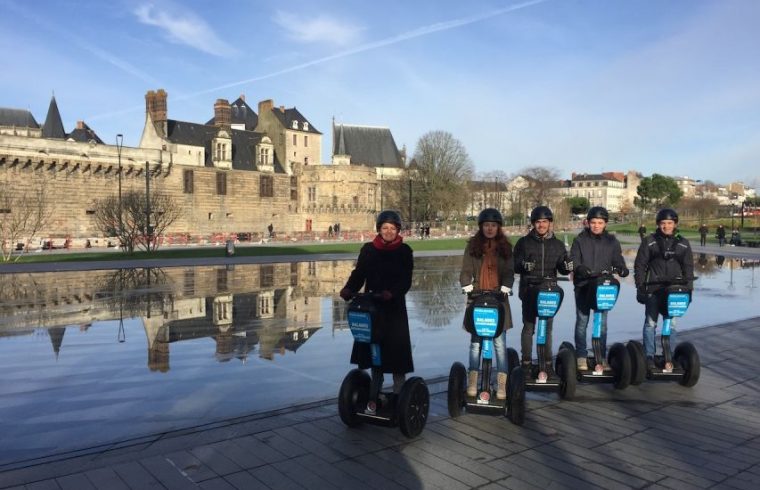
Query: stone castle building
xmin=1 ymin=90 xmax=407 ymax=246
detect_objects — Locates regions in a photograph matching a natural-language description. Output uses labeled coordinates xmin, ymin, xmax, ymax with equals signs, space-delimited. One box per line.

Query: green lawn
xmin=2 ymin=237 xmax=470 ymax=265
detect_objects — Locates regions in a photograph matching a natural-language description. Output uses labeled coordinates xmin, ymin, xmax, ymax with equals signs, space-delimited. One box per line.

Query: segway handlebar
xmin=642 ymin=276 xmax=698 ymax=287
xmin=466 ymin=289 xmax=510 ymax=301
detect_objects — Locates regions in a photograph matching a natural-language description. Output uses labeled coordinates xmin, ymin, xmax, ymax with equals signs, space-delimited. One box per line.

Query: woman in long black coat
xmin=340 ymin=210 xmax=414 ymax=393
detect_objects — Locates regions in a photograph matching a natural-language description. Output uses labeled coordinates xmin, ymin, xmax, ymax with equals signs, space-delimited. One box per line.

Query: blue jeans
xmin=469 ymin=331 xmax=508 ymax=374
xmin=643 ymin=293 xmax=677 ymax=358
xmin=574 ymin=307 xmax=608 ymax=359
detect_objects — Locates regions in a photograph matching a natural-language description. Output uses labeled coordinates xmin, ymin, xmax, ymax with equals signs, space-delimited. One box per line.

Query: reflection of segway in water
xmin=338 ymin=293 xmax=430 ymax=438
xmin=627 ymin=278 xmax=700 ymax=387
xmin=448 ymin=290 xmax=525 ymax=425
xmin=524 ymin=278 xmax=576 ymax=400
xmin=558 ymin=270 xmax=631 ymax=389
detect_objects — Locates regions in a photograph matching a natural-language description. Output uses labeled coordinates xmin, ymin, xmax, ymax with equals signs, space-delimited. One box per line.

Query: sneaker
xmin=601 ymin=360 xmax=611 ymax=371
xmin=496 ymin=372 xmax=508 ymax=400
xmin=522 ymin=362 xmax=533 ymax=381
xmin=646 ymin=357 xmax=656 ymax=371
xmin=577 ymin=357 xmax=588 ymax=371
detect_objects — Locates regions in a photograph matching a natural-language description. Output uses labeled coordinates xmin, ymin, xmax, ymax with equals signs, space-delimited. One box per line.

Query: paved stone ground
xmin=1 ymin=317 xmax=759 ymax=489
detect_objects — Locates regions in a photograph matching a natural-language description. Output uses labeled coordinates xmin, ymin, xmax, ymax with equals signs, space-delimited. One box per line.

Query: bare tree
xmin=411 ymin=131 xmax=474 ymax=222
xmin=0 ymin=182 xmax=52 ymax=262
xmin=518 ymin=166 xmax=562 ymax=207
xmin=94 ymin=190 xmax=181 ymax=253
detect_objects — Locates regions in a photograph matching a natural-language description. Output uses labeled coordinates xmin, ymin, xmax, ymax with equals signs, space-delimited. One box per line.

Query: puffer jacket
xmin=513 ymin=230 xmax=572 ymax=300
xmin=569 ymin=229 xmax=628 ymax=288
xmin=634 ymin=229 xmax=694 ymax=293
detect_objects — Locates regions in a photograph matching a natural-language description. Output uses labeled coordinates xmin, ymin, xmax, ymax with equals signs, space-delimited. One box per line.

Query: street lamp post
xmin=380 ymin=163 xmax=384 ymax=210
xmin=116 ymin=134 xmax=123 ymax=241
xmin=731 ymin=203 xmax=735 ymax=232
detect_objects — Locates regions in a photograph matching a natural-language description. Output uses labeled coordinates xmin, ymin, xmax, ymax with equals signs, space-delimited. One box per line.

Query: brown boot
xmin=467 ymin=370 xmax=478 ymax=397
xmin=497 ymin=372 xmax=508 ymax=399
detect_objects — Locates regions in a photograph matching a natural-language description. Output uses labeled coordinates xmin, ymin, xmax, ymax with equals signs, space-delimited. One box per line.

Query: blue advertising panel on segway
xmin=595 ymin=283 xmax=619 ymax=312
xmin=347 ymin=310 xmax=372 ymax=343
xmin=667 ymin=292 xmax=690 ymax=318
xmin=473 ymin=306 xmax=499 ymax=338
xmin=537 ymin=290 xmax=561 ymax=319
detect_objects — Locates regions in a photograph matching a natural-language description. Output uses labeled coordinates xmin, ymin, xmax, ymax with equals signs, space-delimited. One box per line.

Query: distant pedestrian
xmin=424 ymin=225 xmax=430 ymax=238
xmin=698 ymin=223 xmax=708 ymax=246
xmin=268 ymin=223 xmax=274 ymax=239
xmin=716 ymin=225 xmax=726 ymax=247
xmin=328 ymin=225 xmax=334 ymax=237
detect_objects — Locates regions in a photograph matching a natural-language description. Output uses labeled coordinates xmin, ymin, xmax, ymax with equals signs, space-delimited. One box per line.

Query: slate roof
xmin=165 ymin=119 xmax=284 ymax=173
xmin=0 ymin=108 xmax=40 ymax=128
xmin=270 ymin=107 xmax=321 ymax=134
xmin=332 ymin=123 xmax=404 ymax=168
xmin=68 ymin=122 xmax=104 ymax=144
xmin=205 ymin=97 xmax=258 ymax=131
xmin=42 ymin=96 xmax=66 ymax=139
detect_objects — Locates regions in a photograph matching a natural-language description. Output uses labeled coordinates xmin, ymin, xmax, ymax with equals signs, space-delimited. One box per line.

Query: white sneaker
xmin=577 ymin=358 xmax=588 ymax=371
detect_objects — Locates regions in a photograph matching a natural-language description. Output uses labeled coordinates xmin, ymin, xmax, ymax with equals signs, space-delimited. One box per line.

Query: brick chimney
xmin=76 ymin=120 xmax=84 ymax=130
xmin=239 ymin=94 xmax=245 ymax=102
xmin=145 ymin=89 xmax=168 ymax=136
xmin=214 ymin=99 xmax=231 ymax=128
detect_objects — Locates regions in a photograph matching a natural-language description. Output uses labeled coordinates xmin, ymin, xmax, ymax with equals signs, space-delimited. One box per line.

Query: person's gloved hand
xmin=500 ymin=285 xmax=512 ymax=295
xmin=574 ymin=264 xmax=591 ymax=279
xmin=522 ymin=260 xmax=535 ymax=272
xmin=636 ymin=286 xmax=648 ymax=304
xmin=339 ymin=288 xmax=353 ymax=301
xmin=564 ymin=259 xmax=574 ymax=272
xmin=461 ymin=284 xmax=474 ymax=294
xmin=380 ymin=290 xmax=393 ymax=301
xmin=617 ymin=267 xmax=630 ymax=278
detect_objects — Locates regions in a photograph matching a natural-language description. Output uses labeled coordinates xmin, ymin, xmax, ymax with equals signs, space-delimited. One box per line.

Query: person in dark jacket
xmin=634 ymin=208 xmax=694 ymax=369
xmin=716 ymin=224 xmax=726 ymax=247
xmin=340 ymin=210 xmax=414 ymax=393
xmin=698 ymin=224 xmax=708 ymax=246
xmin=569 ymin=206 xmax=629 ymax=371
xmin=513 ymin=205 xmax=573 ymax=373
xmin=459 ymin=208 xmax=515 ymax=399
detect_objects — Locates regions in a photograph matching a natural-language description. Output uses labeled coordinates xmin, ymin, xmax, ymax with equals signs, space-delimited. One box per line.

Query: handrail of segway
xmin=349 ymin=291 xmax=384 ymax=301
xmin=467 ymin=289 xmax=509 ymax=301
xmin=524 ymin=276 xmax=567 ymax=286
xmin=642 ymin=276 xmax=698 ymax=287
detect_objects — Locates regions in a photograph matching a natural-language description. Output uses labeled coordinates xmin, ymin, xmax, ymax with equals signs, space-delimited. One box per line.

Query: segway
xmin=448 ymin=290 xmax=525 ymax=425
xmin=338 ymin=293 xmax=430 ymax=438
xmin=627 ymin=279 xmax=700 ymax=387
xmin=524 ymin=279 xmax=576 ymax=400
xmin=557 ymin=270 xmax=631 ymax=390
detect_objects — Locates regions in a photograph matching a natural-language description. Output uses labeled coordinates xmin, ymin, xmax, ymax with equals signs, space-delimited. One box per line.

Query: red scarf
xmin=372 ymin=234 xmax=404 ymax=251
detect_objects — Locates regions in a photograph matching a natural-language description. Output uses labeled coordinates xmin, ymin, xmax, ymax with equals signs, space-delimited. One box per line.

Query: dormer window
xmin=291 ymin=120 xmax=299 ymax=129
xmin=303 ymin=122 xmax=309 ymax=131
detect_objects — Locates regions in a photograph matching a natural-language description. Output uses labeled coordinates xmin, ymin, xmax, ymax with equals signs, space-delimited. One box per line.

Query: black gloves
xmin=617 ymin=267 xmax=630 ymax=278
xmin=339 ymin=288 xmax=353 ymax=301
xmin=574 ymin=264 xmax=591 ymax=279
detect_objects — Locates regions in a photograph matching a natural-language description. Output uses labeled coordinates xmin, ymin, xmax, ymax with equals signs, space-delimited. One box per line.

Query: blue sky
xmin=1 ymin=0 xmax=759 ymax=188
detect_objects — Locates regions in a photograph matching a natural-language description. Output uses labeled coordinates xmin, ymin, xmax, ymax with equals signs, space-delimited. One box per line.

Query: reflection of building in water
xmin=1 ymin=260 xmax=362 ymax=365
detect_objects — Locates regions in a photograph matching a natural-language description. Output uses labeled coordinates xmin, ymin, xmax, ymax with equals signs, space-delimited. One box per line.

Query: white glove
xmin=500 ymin=286 xmax=512 ymax=295
xmin=462 ymin=284 xmax=474 ymax=294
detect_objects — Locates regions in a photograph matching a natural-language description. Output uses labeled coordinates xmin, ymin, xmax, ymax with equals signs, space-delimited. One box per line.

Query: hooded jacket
xmin=569 ymin=228 xmax=628 ymax=288
xmin=513 ymin=229 xmax=571 ymax=300
xmin=634 ymin=229 xmax=694 ymax=293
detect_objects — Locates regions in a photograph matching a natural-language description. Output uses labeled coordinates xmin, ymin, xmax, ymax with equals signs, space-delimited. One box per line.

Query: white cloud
xmin=134 ymin=2 xmax=237 ymax=57
xmin=274 ymin=11 xmax=363 ymax=46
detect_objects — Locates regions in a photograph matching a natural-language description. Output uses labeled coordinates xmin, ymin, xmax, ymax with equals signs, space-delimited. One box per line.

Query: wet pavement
xmin=0 ymin=316 xmax=758 ymax=489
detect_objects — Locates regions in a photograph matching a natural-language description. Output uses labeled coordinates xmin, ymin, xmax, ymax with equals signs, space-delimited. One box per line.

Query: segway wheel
xmin=338 ymin=369 xmax=370 ymax=428
xmin=627 ymin=341 xmax=646 ymax=386
xmin=506 ymin=366 xmax=526 ymax=426
xmin=398 ymin=377 xmax=429 ymax=438
xmin=557 ymin=349 xmax=577 ymax=401
xmin=556 ymin=342 xmax=577 ymax=380
xmin=559 ymin=341 xmax=575 ymax=353
xmin=674 ymin=342 xmax=700 ymax=387
xmin=447 ymin=362 xmax=467 ymax=417
xmin=507 ymin=348 xmax=520 ymax=374
xmin=608 ymin=342 xmax=631 ymax=390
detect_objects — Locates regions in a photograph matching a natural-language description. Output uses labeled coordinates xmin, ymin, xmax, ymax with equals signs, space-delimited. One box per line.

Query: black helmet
xmin=376 ymin=210 xmax=402 ymax=231
xmin=656 ymin=208 xmax=679 ymax=224
xmin=586 ymin=206 xmax=609 ymax=222
xmin=530 ymin=205 xmax=553 ymax=223
xmin=478 ymin=208 xmax=503 ymax=226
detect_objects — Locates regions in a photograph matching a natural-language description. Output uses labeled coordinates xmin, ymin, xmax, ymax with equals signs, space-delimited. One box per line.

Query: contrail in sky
xmin=89 ymin=0 xmax=548 ymax=119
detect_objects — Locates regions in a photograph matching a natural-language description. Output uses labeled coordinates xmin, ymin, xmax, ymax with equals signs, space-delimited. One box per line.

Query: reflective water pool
xmin=0 ymin=251 xmax=758 ymax=465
